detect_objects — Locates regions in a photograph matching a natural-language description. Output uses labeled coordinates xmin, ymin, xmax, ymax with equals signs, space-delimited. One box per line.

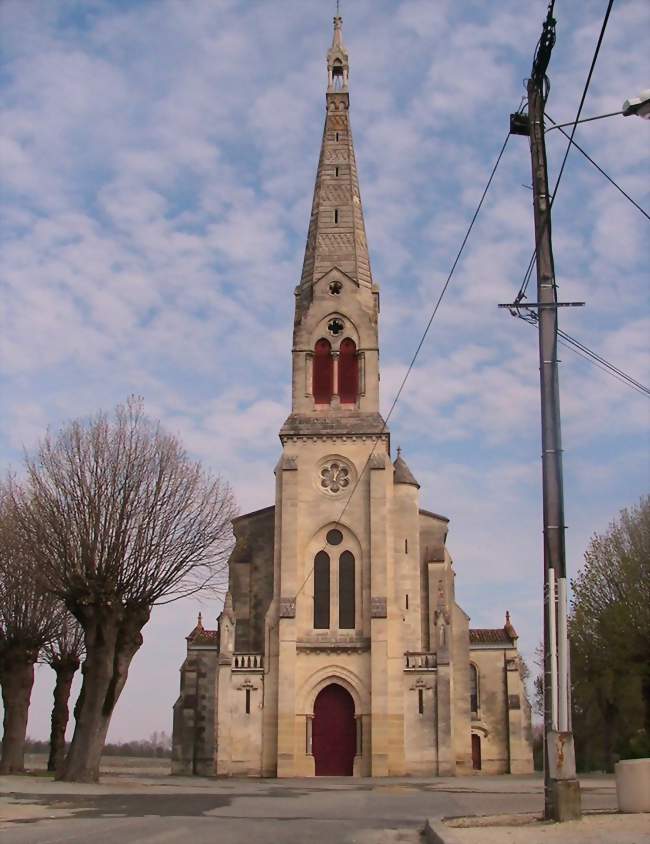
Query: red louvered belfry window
xmin=313 ymin=339 xmax=333 ymax=404
xmin=339 ymin=338 xmax=358 ymax=404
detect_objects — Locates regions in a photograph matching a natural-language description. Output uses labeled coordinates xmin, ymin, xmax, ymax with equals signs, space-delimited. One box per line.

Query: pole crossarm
xmin=497 ymin=302 xmax=585 ymax=309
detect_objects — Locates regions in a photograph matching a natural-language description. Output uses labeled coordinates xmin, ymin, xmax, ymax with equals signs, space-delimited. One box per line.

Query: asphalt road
xmin=0 ymin=774 xmax=617 ymax=844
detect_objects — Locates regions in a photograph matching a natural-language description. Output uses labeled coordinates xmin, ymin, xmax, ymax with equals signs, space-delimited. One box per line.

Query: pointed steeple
xmin=297 ymin=14 xmax=374 ymax=317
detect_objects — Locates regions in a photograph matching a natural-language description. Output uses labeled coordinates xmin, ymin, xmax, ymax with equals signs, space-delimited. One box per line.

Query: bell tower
xmin=285 ymin=13 xmax=383 ymax=426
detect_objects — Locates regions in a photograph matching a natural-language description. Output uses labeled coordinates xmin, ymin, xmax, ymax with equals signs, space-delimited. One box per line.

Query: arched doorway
xmin=312 ymin=683 xmax=356 ymax=775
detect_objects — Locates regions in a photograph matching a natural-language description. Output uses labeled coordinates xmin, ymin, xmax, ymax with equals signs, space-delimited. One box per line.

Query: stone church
xmin=172 ymin=17 xmax=533 ymax=778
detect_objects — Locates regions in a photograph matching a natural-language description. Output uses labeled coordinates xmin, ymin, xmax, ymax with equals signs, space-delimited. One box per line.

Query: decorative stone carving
xmin=371 ymin=596 xmax=387 ymax=618
xmin=279 ymin=598 xmax=296 ymax=618
xmin=319 ymin=461 xmax=351 ymax=494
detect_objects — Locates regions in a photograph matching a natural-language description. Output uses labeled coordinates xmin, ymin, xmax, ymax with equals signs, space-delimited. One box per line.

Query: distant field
xmin=24 ymin=753 xmax=171 ymax=776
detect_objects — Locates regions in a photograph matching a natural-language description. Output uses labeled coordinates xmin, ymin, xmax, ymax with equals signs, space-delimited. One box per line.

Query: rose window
xmin=320 ymin=461 xmax=350 ymax=494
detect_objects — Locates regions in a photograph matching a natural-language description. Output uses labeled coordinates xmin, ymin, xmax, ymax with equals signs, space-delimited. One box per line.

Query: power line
xmin=515 ymin=0 xmax=616 ymax=303
xmin=545 ymin=112 xmax=650 ymax=222
xmin=519 ymin=308 xmax=649 ymax=397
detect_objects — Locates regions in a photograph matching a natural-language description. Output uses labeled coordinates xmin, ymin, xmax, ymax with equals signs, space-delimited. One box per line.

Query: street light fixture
xmin=622 ymin=88 xmax=650 ymax=118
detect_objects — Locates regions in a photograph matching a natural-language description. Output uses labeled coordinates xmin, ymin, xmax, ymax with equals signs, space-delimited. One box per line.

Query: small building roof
xmin=393 ymin=447 xmax=420 ymax=488
xmin=470 ymin=613 xmax=518 ymax=647
xmin=469 ymin=628 xmax=513 ymax=644
xmin=186 ymin=612 xmax=219 ymax=646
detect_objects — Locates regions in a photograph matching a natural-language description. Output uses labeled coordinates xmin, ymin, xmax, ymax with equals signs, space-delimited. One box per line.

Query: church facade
xmin=172 ymin=17 xmax=533 ymax=779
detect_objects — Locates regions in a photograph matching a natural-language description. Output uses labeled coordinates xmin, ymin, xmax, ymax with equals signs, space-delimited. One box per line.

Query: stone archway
xmin=312 ymin=683 xmax=356 ymax=776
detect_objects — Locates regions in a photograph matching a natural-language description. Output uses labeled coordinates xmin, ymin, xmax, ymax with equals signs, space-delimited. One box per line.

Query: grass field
xmin=23 ymin=753 xmax=171 ymax=776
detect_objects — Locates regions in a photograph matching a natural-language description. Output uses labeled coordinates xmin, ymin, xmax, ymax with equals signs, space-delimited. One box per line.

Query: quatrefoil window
xmin=328 ymin=280 xmax=342 ymax=295
xmin=327 ymin=318 xmax=344 ymax=336
xmin=320 ymin=462 xmax=350 ymax=494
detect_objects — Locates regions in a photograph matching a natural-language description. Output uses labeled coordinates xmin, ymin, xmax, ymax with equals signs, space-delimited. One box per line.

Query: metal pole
xmin=527 ymin=74 xmax=581 ymax=821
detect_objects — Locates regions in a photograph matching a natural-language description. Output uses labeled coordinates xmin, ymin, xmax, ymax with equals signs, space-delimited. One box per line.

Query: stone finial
xmin=327 ymin=13 xmax=349 ymax=91
xmin=504 ymin=610 xmax=518 ymax=640
xmin=197 ymin=611 xmax=203 ymax=629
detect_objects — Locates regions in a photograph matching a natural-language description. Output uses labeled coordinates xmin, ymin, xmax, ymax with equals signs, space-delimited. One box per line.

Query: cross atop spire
xmin=327 ymin=13 xmax=349 ymax=91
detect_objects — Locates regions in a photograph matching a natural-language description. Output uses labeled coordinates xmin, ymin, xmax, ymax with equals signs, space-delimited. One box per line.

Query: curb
xmin=423 ymin=818 xmax=464 ymax=844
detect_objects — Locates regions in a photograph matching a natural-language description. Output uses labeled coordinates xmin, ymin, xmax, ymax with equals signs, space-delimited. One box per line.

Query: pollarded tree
xmin=0 ymin=485 xmax=60 ymax=773
xmin=41 ymin=613 xmax=84 ymax=773
xmin=14 ymin=397 xmax=237 ymax=782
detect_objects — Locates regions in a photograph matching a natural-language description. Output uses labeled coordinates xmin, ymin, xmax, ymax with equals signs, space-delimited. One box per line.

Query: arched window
xmin=338 ymin=551 xmax=355 ymax=629
xmin=469 ymin=664 xmax=479 ymax=715
xmin=313 ymin=339 xmax=333 ymax=404
xmin=338 ymin=338 xmax=358 ymax=404
xmin=314 ymin=551 xmax=330 ymax=629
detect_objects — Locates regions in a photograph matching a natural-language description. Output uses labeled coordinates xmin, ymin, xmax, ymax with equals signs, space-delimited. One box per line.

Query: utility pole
xmin=508 ymin=3 xmax=582 ymax=821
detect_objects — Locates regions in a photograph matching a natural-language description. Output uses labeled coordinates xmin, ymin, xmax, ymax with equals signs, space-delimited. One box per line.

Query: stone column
xmin=369 ymin=453 xmax=389 ymax=775
xmin=275 ymin=455 xmax=299 ymax=777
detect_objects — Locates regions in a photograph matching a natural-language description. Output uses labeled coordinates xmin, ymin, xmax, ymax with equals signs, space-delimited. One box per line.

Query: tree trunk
xmin=0 ymin=651 xmax=36 ymax=774
xmin=59 ymin=605 xmax=149 ymax=782
xmin=47 ymin=659 xmax=79 ymax=773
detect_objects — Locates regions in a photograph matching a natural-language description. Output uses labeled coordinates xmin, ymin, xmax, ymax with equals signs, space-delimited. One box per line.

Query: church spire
xmin=327 ymin=12 xmax=349 ymax=92
xmin=297 ymin=14 xmax=374 ymax=317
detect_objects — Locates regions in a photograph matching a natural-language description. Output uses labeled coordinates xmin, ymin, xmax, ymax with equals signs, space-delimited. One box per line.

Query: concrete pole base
xmin=550 ymin=778 xmax=582 ymax=821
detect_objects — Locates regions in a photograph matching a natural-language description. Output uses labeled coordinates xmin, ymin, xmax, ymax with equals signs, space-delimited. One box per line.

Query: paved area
xmin=437 ymin=811 xmax=650 ymax=844
xmin=0 ymin=773 xmax=618 ymax=844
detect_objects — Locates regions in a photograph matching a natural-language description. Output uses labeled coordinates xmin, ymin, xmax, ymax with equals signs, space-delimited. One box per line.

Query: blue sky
xmin=1 ymin=0 xmax=648 ymax=742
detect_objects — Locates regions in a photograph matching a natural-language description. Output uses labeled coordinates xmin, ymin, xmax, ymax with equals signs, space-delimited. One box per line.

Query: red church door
xmin=472 ymin=734 xmax=482 ymax=770
xmin=312 ymin=683 xmax=356 ymax=776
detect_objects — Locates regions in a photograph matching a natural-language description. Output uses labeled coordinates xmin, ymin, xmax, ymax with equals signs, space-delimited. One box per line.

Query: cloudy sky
xmin=1 ymin=0 xmax=648 ymax=743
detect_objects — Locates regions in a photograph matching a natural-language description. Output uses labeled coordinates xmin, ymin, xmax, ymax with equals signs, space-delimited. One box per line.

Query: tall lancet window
xmin=313 ymin=339 xmax=333 ymax=404
xmin=314 ymin=551 xmax=330 ymax=629
xmin=338 ymin=551 xmax=355 ymax=629
xmin=338 ymin=338 xmax=358 ymax=404
xmin=469 ymin=664 xmax=479 ymax=715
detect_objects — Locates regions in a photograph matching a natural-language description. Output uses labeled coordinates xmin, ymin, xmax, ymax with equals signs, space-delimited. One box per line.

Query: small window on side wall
xmin=469 ymin=664 xmax=479 ymax=715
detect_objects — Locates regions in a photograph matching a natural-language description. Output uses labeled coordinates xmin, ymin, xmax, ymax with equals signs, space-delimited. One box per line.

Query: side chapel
xmin=172 ymin=16 xmax=533 ymax=778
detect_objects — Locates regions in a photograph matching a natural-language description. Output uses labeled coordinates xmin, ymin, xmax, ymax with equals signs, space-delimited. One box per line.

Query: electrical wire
xmin=544 ymin=112 xmax=650 ymax=222
xmin=515 ymin=0 xmax=616 ymax=303
xmin=520 ymin=308 xmax=649 ymax=397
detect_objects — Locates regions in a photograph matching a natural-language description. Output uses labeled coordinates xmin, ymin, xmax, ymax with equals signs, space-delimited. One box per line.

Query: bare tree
xmin=14 ymin=397 xmax=237 ymax=782
xmin=41 ymin=613 xmax=84 ymax=773
xmin=0 ymin=485 xmax=60 ymax=773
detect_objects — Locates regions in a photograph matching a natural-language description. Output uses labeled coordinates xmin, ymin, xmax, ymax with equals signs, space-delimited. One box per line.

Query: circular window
xmin=327 ymin=318 xmax=344 ymax=336
xmin=328 ymin=280 xmax=342 ymax=295
xmin=326 ymin=528 xmax=343 ymax=546
xmin=320 ymin=461 xmax=350 ymax=494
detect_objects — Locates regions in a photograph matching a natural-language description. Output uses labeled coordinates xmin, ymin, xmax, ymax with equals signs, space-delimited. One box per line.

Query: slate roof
xmin=393 ymin=449 xmax=420 ymax=488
